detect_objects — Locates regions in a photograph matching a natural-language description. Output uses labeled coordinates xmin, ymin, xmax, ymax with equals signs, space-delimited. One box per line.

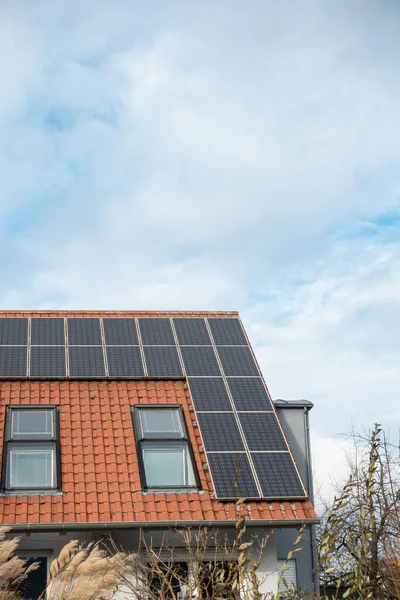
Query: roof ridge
xmin=0 ymin=310 xmax=239 ymax=316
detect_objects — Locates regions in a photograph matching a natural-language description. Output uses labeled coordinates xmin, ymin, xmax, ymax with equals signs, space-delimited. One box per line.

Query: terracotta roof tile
xmin=0 ymin=378 xmax=317 ymax=526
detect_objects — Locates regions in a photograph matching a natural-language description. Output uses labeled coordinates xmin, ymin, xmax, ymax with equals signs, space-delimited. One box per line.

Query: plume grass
xmin=0 ymin=526 xmax=39 ymax=599
xmin=44 ymin=541 xmax=131 ymax=600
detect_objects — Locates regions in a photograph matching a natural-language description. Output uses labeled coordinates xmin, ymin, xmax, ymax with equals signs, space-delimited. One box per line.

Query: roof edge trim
xmin=274 ymin=399 xmax=314 ymax=410
xmin=6 ymin=518 xmax=320 ymax=532
xmin=0 ymin=310 xmax=239 ymax=316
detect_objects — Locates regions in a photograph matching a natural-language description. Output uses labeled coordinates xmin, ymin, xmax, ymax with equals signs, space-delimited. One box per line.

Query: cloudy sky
xmin=1 ymin=0 xmax=399 ymax=501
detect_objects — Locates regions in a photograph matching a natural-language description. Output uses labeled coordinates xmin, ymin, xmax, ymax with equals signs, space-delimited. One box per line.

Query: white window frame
xmin=18 ymin=550 xmax=52 ymax=598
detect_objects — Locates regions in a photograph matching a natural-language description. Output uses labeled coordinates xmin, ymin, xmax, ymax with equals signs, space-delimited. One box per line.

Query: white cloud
xmin=248 ymin=234 xmax=400 ymax=443
xmin=0 ymin=0 xmax=399 ymax=498
xmin=311 ymin=430 xmax=353 ymax=511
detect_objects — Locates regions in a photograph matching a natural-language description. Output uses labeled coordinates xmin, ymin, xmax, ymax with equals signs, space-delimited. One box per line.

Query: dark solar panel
xmin=239 ymin=413 xmax=287 ymax=451
xmin=187 ymin=378 xmax=232 ymax=411
xmin=207 ymin=453 xmax=259 ymax=498
xmin=106 ymin=346 xmax=144 ymax=377
xmin=31 ymin=318 xmax=65 ymax=345
xmin=173 ymin=318 xmax=211 ymax=345
xmin=69 ymin=346 xmax=106 ymax=377
xmin=103 ymin=318 xmax=139 ymax=345
xmin=208 ymin=318 xmax=247 ymax=345
xmin=30 ymin=347 xmax=66 ymax=377
xmin=144 ymin=346 xmax=183 ymax=377
xmin=0 ymin=318 xmax=28 ymax=345
xmin=217 ymin=347 xmax=259 ymax=376
xmin=228 ymin=378 xmax=272 ymax=411
xmin=180 ymin=346 xmax=221 ymax=376
xmin=0 ymin=347 xmax=27 ymax=377
xmin=252 ymin=453 xmax=306 ymax=498
xmin=197 ymin=413 xmax=244 ymax=451
xmin=67 ymin=318 xmax=102 ymax=345
xmin=139 ymin=318 xmax=175 ymax=345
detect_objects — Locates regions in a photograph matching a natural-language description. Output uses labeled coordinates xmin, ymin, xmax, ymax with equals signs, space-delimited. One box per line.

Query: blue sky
xmin=1 ymin=0 xmax=400 ymax=499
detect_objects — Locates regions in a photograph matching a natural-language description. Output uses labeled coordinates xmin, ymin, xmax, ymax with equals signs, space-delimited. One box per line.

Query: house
xmin=0 ymin=310 xmax=318 ymax=598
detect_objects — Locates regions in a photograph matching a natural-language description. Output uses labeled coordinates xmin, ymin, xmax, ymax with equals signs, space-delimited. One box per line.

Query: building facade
xmin=0 ymin=311 xmax=318 ymax=598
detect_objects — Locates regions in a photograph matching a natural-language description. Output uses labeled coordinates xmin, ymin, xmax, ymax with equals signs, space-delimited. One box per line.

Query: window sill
xmin=0 ymin=490 xmax=63 ymax=497
xmin=141 ymin=489 xmax=205 ymax=495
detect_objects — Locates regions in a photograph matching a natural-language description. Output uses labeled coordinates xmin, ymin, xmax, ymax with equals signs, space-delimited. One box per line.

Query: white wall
xmin=113 ymin=581 xmax=138 ymax=600
xmin=112 ymin=528 xmax=279 ymax=599
xmin=255 ymin=532 xmax=278 ymax=596
xmin=12 ymin=527 xmax=280 ymax=599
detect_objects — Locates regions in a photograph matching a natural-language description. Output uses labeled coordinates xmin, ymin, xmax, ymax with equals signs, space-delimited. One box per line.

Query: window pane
xmin=142 ymin=442 xmax=195 ymax=487
xmin=19 ymin=557 xmax=48 ymax=600
xmin=199 ymin=562 xmax=238 ymax=599
xmin=8 ymin=443 xmax=55 ymax=488
xmin=11 ymin=410 xmax=54 ymax=440
xmin=149 ymin=562 xmax=188 ymax=599
xmin=139 ymin=409 xmax=183 ymax=439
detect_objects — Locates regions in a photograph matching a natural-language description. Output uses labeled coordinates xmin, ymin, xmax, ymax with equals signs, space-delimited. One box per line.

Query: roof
xmin=0 ymin=310 xmax=318 ymax=526
xmin=0 ymin=379 xmax=317 ymax=527
xmin=274 ymin=399 xmax=314 ymax=409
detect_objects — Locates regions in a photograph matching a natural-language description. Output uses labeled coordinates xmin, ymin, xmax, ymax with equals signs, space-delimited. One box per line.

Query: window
xmin=133 ymin=406 xmax=199 ymax=490
xmin=2 ymin=407 xmax=59 ymax=492
xmin=277 ymin=559 xmax=297 ymax=593
xmin=148 ymin=561 xmax=188 ymax=599
xmin=198 ymin=561 xmax=238 ymax=598
xmin=18 ymin=554 xmax=49 ymax=600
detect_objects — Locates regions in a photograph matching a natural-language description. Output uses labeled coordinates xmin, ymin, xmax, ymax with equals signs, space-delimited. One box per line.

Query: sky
xmin=0 ymin=0 xmax=400 ymax=503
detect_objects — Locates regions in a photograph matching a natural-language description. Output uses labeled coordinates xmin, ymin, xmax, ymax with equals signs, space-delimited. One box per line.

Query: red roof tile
xmin=0 ymin=310 xmax=317 ymax=526
xmin=0 ymin=379 xmax=317 ymax=526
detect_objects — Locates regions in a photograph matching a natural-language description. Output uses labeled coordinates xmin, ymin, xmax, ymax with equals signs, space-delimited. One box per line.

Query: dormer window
xmin=133 ymin=406 xmax=199 ymax=490
xmin=2 ymin=406 xmax=60 ymax=492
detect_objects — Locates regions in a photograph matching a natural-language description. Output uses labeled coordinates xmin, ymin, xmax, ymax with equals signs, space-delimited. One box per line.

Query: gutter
xmin=6 ymin=518 xmax=320 ymax=533
xmin=274 ymin=399 xmax=314 ymax=409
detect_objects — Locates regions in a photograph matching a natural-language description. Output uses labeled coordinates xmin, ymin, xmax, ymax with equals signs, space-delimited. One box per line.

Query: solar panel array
xmin=0 ymin=315 xmax=306 ymax=500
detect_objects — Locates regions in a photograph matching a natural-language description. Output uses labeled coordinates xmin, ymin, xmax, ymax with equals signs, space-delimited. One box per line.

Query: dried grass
xmin=44 ymin=540 xmax=132 ymax=600
xmin=0 ymin=526 xmax=39 ymax=599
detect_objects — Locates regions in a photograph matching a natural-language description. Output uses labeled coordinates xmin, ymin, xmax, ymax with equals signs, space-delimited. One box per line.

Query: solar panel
xmin=106 ymin=346 xmax=144 ymax=377
xmin=180 ymin=347 xmax=221 ymax=376
xmin=173 ymin=318 xmax=211 ymax=345
xmin=252 ymin=453 xmax=306 ymax=498
xmin=139 ymin=318 xmax=175 ymax=345
xmin=238 ymin=413 xmax=287 ymax=451
xmin=30 ymin=347 xmax=66 ymax=377
xmin=217 ymin=347 xmax=259 ymax=376
xmin=208 ymin=318 xmax=247 ymax=345
xmin=144 ymin=346 xmax=183 ymax=377
xmin=67 ymin=318 xmax=102 ymax=345
xmin=187 ymin=378 xmax=232 ymax=411
xmin=206 ymin=453 xmax=259 ymax=498
xmin=69 ymin=346 xmax=106 ymax=377
xmin=0 ymin=347 xmax=27 ymax=377
xmin=228 ymin=378 xmax=272 ymax=411
xmin=197 ymin=413 xmax=244 ymax=451
xmin=0 ymin=318 xmax=28 ymax=345
xmin=31 ymin=318 xmax=65 ymax=345
xmin=103 ymin=318 xmax=139 ymax=345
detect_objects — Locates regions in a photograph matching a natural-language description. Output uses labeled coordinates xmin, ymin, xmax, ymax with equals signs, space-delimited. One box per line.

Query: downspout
xmin=304 ymin=406 xmax=319 ymax=595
